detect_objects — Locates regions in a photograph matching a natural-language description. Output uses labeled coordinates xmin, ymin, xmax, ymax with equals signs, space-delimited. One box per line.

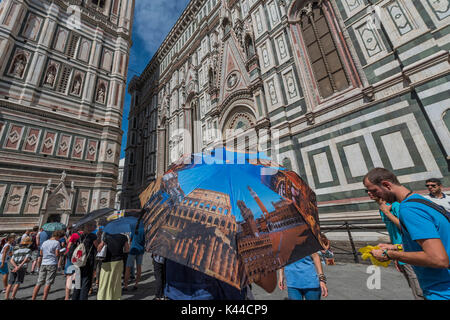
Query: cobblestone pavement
xmin=1 ymin=253 xmax=414 ymax=300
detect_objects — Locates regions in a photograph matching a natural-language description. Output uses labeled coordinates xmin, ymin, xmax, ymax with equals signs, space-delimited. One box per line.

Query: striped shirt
xmin=11 ymin=247 xmax=31 ymax=269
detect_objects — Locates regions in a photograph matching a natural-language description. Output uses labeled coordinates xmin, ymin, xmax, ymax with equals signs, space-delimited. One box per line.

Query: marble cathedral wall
xmin=0 ymin=0 xmax=134 ymax=231
xmin=124 ymin=0 xmax=450 ymax=237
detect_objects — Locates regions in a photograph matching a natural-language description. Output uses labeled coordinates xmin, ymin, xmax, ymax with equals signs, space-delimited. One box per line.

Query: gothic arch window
xmin=300 ymin=2 xmax=349 ymax=98
xmin=91 ymin=0 xmax=106 ymax=9
xmin=289 ymin=0 xmax=361 ymax=101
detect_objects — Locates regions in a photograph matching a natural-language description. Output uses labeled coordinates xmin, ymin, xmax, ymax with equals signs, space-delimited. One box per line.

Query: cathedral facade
xmin=124 ymin=0 xmax=450 ymax=231
xmin=0 ymin=0 xmax=134 ymax=230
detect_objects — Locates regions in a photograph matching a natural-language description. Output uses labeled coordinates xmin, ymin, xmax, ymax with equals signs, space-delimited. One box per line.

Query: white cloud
xmin=134 ymin=0 xmax=191 ymax=56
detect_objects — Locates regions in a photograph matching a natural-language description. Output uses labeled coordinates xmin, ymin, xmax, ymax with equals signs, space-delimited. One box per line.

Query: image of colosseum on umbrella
xmin=139 ymin=148 xmax=324 ymax=289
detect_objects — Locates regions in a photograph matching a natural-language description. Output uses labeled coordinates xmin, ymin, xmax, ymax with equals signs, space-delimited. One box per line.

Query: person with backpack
xmin=367 ymin=189 xmax=424 ymax=299
xmin=29 ymin=226 xmax=40 ymax=274
xmin=0 ymin=234 xmax=15 ymax=294
xmin=97 ymin=232 xmax=130 ymax=300
xmin=4 ymin=236 xmax=32 ymax=300
xmin=63 ymin=227 xmax=81 ymax=300
xmin=363 ymin=168 xmax=450 ymax=300
xmin=71 ymin=221 xmax=99 ymax=300
xmin=31 ymin=230 xmax=65 ymax=300
xmin=123 ymin=224 xmax=145 ymax=292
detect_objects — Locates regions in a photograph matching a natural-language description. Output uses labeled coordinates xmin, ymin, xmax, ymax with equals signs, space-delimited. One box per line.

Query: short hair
xmin=364 ymin=167 xmax=401 ymax=186
xmin=425 ymin=178 xmax=441 ymax=186
xmin=32 ymin=226 xmax=39 ymax=232
xmin=6 ymin=234 xmax=15 ymax=241
xmin=52 ymin=230 xmax=65 ymax=238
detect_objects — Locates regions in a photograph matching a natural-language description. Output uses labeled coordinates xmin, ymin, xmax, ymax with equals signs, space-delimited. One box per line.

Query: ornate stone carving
xmin=305 ymin=112 xmax=315 ymax=125
xmin=10 ymin=54 xmax=27 ymax=78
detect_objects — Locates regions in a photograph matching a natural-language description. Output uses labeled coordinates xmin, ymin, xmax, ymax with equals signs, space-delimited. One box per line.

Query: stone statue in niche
xmin=71 ymin=77 xmax=82 ymax=95
xmin=12 ymin=55 xmax=26 ymax=78
xmin=245 ymin=35 xmax=255 ymax=58
xmin=180 ymin=67 xmax=185 ymax=83
xmin=97 ymin=85 xmax=105 ymax=103
xmin=45 ymin=66 xmax=56 ymax=86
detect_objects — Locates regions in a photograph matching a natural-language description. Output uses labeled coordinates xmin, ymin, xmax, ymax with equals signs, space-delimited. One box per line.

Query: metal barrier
xmin=321 ymin=221 xmax=390 ymax=264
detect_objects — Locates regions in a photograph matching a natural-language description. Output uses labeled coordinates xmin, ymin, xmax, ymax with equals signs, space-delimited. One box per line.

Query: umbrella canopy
xmin=103 ymin=216 xmax=139 ymax=236
xmin=42 ymin=222 xmax=66 ymax=232
xmin=139 ymin=147 xmax=324 ymax=290
xmin=73 ymin=208 xmax=143 ymax=229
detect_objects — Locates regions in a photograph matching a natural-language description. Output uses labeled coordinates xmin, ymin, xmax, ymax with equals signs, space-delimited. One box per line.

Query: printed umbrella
xmin=139 ymin=147 xmax=325 ymax=290
xmin=73 ymin=208 xmax=143 ymax=229
xmin=42 ymin=222 xmax=66 ymax=232
xmin=103 ymin=216 xmax=140 ymax=236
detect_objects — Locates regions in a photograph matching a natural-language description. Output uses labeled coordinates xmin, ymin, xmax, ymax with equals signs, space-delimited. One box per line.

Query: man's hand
xmin=320 ymin=281 xmax=328 ymax=297
xmin=377 ymin=243 xmax=397 ymax=250
xmin=379 ymin=201 xmax=392 ymax=213
xmin=370 ymin=249 xmax=389 ymax=262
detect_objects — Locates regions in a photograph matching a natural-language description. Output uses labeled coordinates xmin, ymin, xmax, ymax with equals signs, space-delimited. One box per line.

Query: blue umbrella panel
xmin=139 ymin=148 xmax=325 ymax=290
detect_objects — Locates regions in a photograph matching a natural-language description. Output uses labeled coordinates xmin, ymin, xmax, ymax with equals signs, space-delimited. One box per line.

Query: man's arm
xmin=379 ymin=201 xmax=401 ymax=230
xmin=373 ymin=238 xmax=449 ymax=268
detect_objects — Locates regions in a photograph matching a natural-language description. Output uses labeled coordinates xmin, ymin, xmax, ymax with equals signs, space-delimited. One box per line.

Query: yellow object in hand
xmin=358 ymin=245 xmax=391 ymax=268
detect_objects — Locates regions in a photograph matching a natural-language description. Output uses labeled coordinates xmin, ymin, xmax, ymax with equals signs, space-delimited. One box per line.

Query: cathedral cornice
xmin=0 ymin=99 xmax=123 ymax=135
xmin=54 ymin=0 xmax=132 ymax=44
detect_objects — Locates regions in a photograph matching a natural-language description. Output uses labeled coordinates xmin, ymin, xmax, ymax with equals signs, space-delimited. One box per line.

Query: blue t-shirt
xmin=38 ymin=231 xmax=51 ymax=249
xmin=400 ymin=193 xmax=450 ymax=300
xmin=164 ymin=260 xmax=246 ymax=300
xmin=129 ymin=225 xmax=145 ymax=255
xmin=379 ymin=202 xmax=402 ymax=245
xmin=284 ymin=256 xmax=319 ymax=289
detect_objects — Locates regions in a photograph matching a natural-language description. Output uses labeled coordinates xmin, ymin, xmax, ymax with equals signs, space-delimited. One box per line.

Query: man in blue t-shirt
xmin=364 ymin=168 xmax=450 ymax=300
xmin=367 ymin=191 xmax=424 ymax=299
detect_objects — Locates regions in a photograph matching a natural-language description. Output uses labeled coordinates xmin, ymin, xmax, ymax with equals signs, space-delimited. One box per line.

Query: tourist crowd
xmin=0 ymin=169 xmax=449 ymax=300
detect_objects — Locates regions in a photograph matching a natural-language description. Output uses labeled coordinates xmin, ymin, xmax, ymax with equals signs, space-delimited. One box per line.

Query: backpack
xmin=71 ymin=235 xmax=93 ymax=268
xmin=29 ymin=233 xmax=38 ymax=251
xmin=67 ymin=233 xmax=81 ymax=260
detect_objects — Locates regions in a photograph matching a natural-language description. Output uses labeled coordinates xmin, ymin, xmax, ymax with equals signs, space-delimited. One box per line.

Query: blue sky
xmin=176 ymin=151 xmax=285 ymax=222
xmin=120 ymin=0 xmax=191 ymax=159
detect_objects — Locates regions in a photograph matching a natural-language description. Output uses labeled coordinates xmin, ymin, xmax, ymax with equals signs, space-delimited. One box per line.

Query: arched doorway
xmin=221 ymin=105 xmax=257 ymax=153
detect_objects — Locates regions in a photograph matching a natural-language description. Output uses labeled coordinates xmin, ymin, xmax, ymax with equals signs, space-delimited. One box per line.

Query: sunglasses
xmin=426 ymin=184 xmax=438 ymax=188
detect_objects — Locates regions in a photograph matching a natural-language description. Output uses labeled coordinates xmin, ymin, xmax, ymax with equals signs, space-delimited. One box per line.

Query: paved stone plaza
xmin=2 ymin=253 xmax=414 ymax=300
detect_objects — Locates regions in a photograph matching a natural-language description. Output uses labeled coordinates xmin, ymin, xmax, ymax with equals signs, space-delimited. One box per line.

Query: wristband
xmin=318 ymin=273 xmax=327 ymax=283
xmin=383 ymin=249 xmax=392 ymax=260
